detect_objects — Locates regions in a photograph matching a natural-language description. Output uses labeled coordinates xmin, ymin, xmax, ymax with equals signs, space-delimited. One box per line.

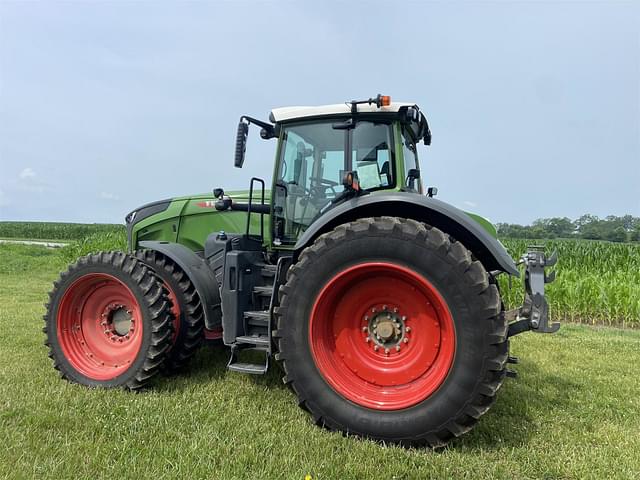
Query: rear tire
xmin=44 ymin=252 xmax=174 ymax=390
xmin=275 ymin=217 xmax=508 ymax=447
xmin=135 ymin=250 xmax=205 ymax=373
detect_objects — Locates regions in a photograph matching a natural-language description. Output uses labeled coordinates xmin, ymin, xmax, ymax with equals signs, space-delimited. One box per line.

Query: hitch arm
xmin=507 ymin=248 xmax=560 ymax=337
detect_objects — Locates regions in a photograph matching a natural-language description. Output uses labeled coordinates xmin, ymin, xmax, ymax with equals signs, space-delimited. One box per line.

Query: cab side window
xmin=401 ymin=126 xmax=421 ymax=193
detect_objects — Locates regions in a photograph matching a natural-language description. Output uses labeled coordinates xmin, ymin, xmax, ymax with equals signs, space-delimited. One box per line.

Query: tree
xmin=607 ymin=226 xmax=627 ymax=243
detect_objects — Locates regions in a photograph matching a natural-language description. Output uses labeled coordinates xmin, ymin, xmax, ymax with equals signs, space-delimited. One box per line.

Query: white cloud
xmin=99 ymin=191 xmax=120 ymax=201
xmin=19 ymin=167 xmax=36 ymax=179
xmin=463 ymin=200 xmax=478 ymax=208
xmin=14 ymin=167 xmax=48 ymax=193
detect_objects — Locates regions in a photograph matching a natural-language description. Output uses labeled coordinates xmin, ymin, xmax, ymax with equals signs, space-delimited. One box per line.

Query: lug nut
xmin=374 ymin=345 xmax=379 ymax=351
xmin=393 ymin=307 xmax=398 ymax=313
xmin=403 ymin=338 xmax=409 ymax=344
xmin=401 ymin=316 xmax=407 ymax=321
xmin=406 ymin=327 xmax=411 ymax=333
xmin=371 ymin=308 xmax=377 ymax=313
xmin=384 ymin=348 xmax=390 ymax=354
xmin=364 ymin=315 xmax=369 ymax=321
xmin=395 ymin=345 xmax=401 ymax=352
xmin=365 ymin=337 xmax=371 ymax=343
xmin=362 ymin=326 xmax=368 ymax=332
xmin=382 ymin=305 xmax=387 ymax=310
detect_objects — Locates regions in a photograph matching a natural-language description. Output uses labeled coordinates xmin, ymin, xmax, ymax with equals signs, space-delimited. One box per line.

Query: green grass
xmin=500 ymin=239 xmax=640 ymax=327
xmin=1 ymin=243 xmax=639 ymax=479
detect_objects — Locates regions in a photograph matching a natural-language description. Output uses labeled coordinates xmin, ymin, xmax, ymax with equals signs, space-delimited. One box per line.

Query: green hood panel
xmin=131 ymin=191 xmax=270 ymax=252
xmin=131 ymin=190 xmax=497 ymax=252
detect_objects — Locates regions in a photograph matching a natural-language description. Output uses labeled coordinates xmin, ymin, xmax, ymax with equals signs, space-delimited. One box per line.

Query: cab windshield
xmin=273 ymin=120 xmax=395 ymax=244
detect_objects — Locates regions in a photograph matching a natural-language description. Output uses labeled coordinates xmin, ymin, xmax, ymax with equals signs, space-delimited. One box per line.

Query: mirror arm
xmin=241 ymin=115 xmax=275 ymax=138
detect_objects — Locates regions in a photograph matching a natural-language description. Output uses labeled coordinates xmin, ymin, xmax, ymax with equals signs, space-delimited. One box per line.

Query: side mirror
xmin=427 ymin=186 xmax=438 ymax=198
xmin=406 ymin=168 xmax=420 ymax=191
xmin=234 ymin=121 xmax=249 ymax=168
xmin=213 ymin=188 xmax=224 ymax=199
xmin=423 ymin=128 xmax=432 ymax=146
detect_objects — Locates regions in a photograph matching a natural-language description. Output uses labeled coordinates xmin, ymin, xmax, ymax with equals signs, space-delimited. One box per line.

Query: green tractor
xmin=44 ymin=95 xmax=558 ymax=446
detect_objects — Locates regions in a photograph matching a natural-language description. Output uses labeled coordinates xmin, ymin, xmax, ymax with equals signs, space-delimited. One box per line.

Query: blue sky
xmin=0 ymin=1 xmax=638 ymax=224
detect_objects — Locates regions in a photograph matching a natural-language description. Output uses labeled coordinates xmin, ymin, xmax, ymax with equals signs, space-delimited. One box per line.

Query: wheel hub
xmin=101 ymin=302 xmax=135 ymax=342
xmin=365 ymin=305 xmax=408 ymax=353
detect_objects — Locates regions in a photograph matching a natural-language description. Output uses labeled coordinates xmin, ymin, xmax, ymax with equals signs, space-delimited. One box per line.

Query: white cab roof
xmin=270 ymin=102 xmax=415 ymax=123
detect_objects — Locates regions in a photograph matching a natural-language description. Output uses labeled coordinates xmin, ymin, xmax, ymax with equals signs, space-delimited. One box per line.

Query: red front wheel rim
xmin=56 ymin=273 xmax=144 ymax=381
xmin=309 ymin=262 xmax=456 ymax=410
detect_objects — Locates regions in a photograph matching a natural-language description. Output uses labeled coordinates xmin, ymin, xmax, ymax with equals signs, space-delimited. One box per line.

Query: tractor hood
xmin=127 ymin=190 xmax=500 ymax=259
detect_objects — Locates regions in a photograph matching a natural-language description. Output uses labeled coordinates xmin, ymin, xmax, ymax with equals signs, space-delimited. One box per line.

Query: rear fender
xmin=294 ymin=194 xmax=519 ymax=277
xmin=139 ymin=241 xmax=222 ymax=330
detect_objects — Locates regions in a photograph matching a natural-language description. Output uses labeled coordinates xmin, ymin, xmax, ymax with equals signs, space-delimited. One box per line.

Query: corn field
xmin=500 ymin=239 xmax=640 ymax=327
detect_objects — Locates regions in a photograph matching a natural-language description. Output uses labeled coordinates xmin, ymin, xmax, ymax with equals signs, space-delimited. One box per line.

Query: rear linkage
xmin=507 ymin=247 xmax=560 ymax=338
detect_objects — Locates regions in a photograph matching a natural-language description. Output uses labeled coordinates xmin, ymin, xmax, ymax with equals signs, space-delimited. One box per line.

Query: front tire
xmin=275 ymin=217 xmax=508 ymax=447
xmin=44 ymin=252 xmax=174 ymax=390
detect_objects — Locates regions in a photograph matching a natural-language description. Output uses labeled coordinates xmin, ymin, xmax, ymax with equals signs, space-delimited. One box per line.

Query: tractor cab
xmin=220 ymin=95 xmax=432 ymax=246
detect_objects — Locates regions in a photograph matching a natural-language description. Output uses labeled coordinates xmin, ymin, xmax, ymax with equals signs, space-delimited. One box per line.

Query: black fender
xmin=294 ymin=193 xmax=519 ymax=277
xmin=139 ymin=241 xmax=222 ymax=330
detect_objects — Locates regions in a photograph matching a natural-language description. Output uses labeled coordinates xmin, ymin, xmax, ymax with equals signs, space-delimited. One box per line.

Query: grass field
xmin=1 ymin=243 xmax=639 ymax=479
xmin=0 ymin=221 xmax=123 ymax=242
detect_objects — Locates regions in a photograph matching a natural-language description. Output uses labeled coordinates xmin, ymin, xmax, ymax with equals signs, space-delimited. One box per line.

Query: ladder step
xmin=244 ymin=310 xmax=270 ymax=327
xmin=227 ymin=362 xmax=268 ymax=375
xmin=260 ymin=264 xmax=278 ymax=278
xmin=235 ymin=334 xmax=270 ymax=348
xmin=253 ymin=286 xmax=273 ymax=297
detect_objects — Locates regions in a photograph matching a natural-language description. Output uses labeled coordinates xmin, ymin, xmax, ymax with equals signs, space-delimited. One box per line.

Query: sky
xmin=0 ymin=0 xmax=638 ymax=225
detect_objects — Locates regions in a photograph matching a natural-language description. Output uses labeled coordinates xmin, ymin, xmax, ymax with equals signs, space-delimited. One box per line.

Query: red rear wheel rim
xmin=309 ymin=262 xmax=456 ymax=410
xmin=56 ymin=273 xmax=144 ymax=381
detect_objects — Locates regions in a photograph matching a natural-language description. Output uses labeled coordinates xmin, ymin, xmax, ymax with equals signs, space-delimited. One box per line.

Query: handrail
xmin=246 ymin=177 xmax=266 ymax=240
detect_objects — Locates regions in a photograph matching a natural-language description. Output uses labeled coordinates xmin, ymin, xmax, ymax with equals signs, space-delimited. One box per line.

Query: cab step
xmin=227 ymin=336 xmax=270 ymax=375
xmin=260 ymin=264 xmax=278 ymax=278
xmin=253 ymin=285 xmax=273 ymax=297
xmin=235 ymin=334 xmax=270 ymax=349
xmin=244 ymin=310 xmax=270 ymax=327
xmin=227 ymin=362 xmax=268 ymax=375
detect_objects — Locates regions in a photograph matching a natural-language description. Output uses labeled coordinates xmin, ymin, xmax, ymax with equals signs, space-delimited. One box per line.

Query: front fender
xmin=294 ymin=193 xmax=519 ymax=277
xmin=139 ymin=241 xmax=222 ymax=330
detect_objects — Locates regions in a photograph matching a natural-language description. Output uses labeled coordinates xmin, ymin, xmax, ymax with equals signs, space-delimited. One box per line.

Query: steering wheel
xmin=310 ymin=177 xmax=340 ymax=197
xmin=312 ymin=177 xmax=339 ymax=188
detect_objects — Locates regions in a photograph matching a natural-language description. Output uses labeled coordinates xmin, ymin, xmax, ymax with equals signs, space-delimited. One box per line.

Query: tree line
xmin=496 ymin=214 xmax=640 ymax=243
